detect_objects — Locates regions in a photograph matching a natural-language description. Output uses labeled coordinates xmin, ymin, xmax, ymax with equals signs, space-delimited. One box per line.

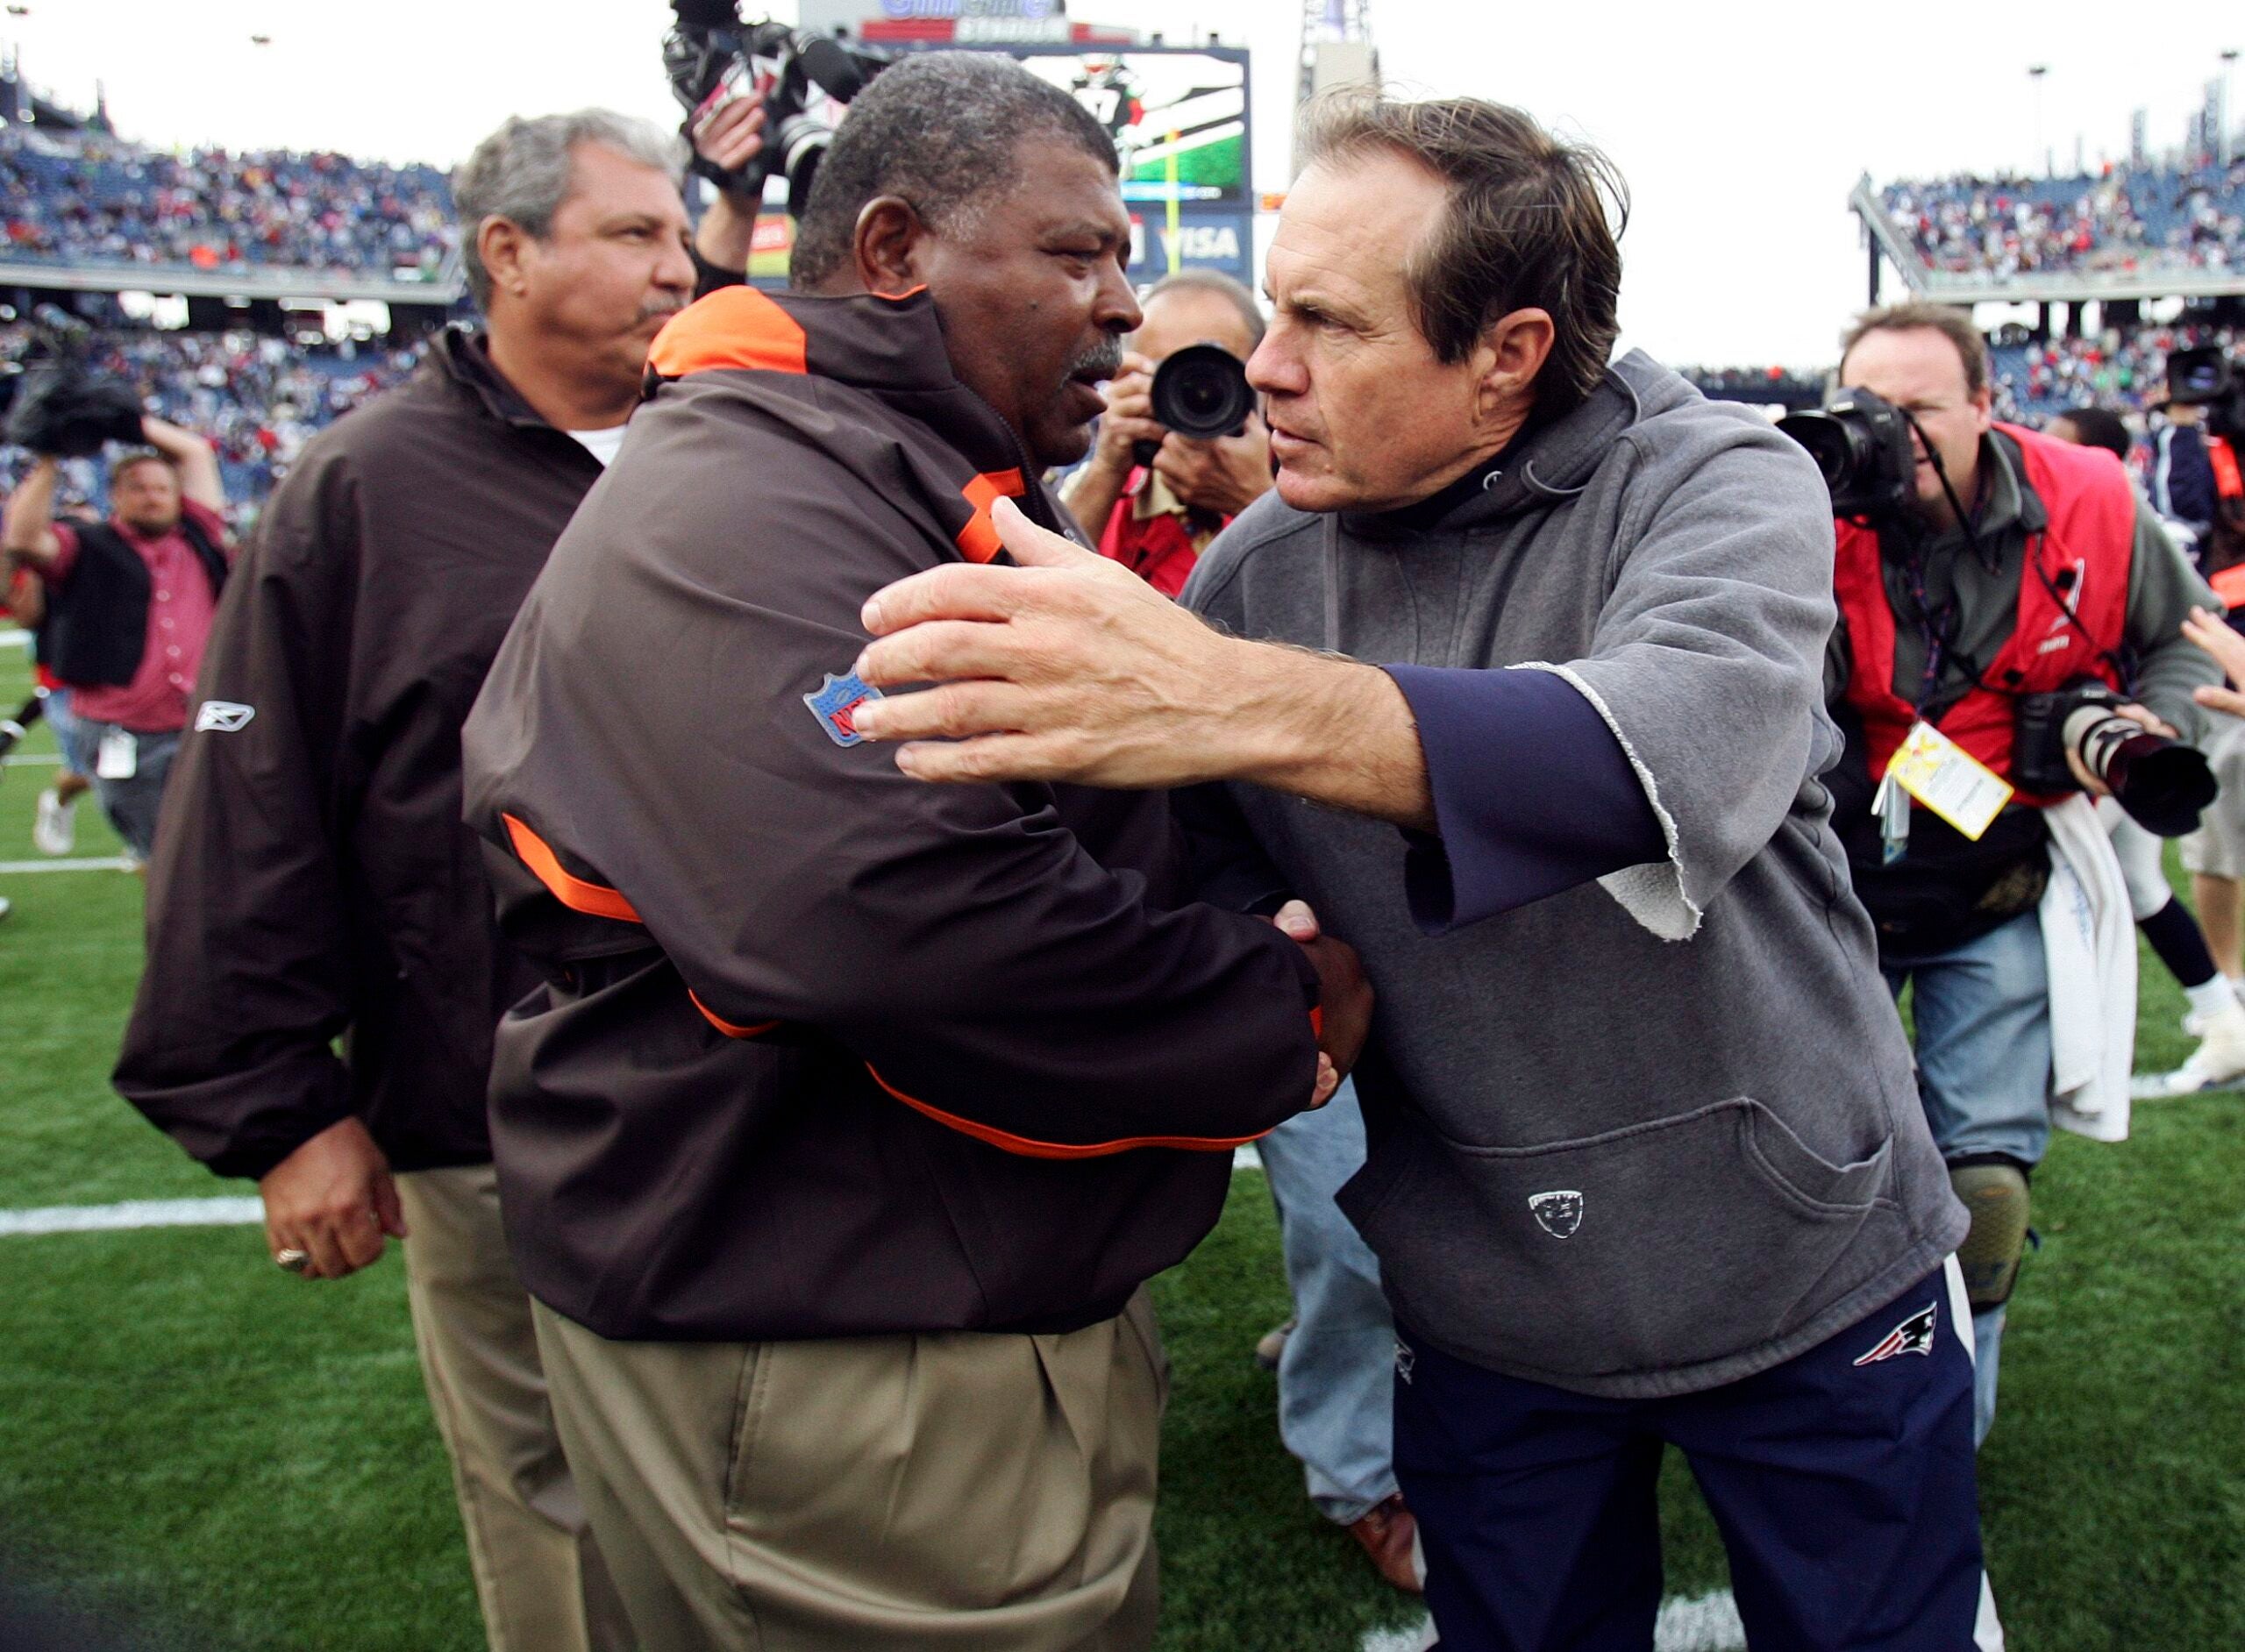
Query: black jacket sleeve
xmin=113 ymin=456 xmax=362 ymax=1179
xmin=466 ymin=402 xmax=1321 ymax=1157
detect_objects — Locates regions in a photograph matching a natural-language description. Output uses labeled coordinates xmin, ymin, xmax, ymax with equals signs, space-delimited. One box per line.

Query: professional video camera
xmin=1775 ymin=388 xmax=1917 ymax=521
xmin=2165 ymin=344 xmax=2245 ymax=446
xmin=0 ymin=306 xmax=146 ymax=459
xmin=2012 ymin=678 xmax=2217 ymax=836
xmin=663 ymin=0 xmax=887 ymax=217
xmin=1131 ymin=345 xmax=1257 ymax=466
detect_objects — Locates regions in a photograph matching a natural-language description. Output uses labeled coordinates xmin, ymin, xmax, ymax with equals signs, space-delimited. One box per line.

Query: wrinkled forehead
xmin=1840 ymin=327 xmax=1975 ymax=403
xmin=971 ymin=141 xmax=1130 ymax=244
xmin=1265 ymin=153 xmax=1444 ymax=317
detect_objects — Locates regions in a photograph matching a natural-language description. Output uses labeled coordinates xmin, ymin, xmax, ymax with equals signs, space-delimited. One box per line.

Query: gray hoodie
xmin=1186 ymin=350 xmax=1968 ymax=1399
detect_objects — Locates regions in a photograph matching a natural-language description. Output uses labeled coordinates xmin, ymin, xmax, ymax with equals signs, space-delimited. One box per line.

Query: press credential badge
xmin=1879 ymin=720 xmax=2013 ymax=842
xmin=95 ymin=727 xmax=138 ymax=781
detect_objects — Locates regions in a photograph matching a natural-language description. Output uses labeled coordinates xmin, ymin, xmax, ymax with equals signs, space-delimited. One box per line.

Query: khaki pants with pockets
xmin=397 ymin=1165 xmax=636 ymax=1652
xmin=531 ymin=1288 xmax=1168 ymax=1652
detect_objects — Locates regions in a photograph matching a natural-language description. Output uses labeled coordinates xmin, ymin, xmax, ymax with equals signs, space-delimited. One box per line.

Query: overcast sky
xmin=8 ymin=1 xmax=2240 ymax=364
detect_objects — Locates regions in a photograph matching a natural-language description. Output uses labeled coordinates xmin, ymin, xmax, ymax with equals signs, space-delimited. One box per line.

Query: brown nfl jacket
xmin=116 ymin=331 xmax=605 ymax=1179
xmin=460 ymin=287 xmax=1323 ymax=1342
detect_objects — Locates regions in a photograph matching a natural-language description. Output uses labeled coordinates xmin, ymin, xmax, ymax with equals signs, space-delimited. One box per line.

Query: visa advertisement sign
xmin=1126 ymin=209 xmax=1254 ymax=284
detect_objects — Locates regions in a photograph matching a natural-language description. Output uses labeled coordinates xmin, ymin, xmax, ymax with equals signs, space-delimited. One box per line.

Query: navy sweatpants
xmin=1394 ymin=1270 xmax=1984 ymax=1652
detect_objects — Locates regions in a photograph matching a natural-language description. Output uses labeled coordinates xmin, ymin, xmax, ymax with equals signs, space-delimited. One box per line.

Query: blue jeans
xmin=1256 ymin=1079 xmax=1399 ymax=1525
xmin=1882 ymin=908 xmax=2050 ymax=1445
xmin=76 ymin=720 xmax=182 ymax=861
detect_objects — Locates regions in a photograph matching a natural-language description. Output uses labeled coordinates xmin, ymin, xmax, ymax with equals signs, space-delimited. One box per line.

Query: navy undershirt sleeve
xmin=1384 ymin=663 xmax=1667 ymax=935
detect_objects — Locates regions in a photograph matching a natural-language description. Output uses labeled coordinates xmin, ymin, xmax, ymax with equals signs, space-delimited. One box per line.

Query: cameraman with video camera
xmin=1804 ymin=302 xmax=2220 ymax=1445
xmin=2 ymin=415 xmax=230 ymax=865
xmin=1059 ymin=269 xmax=1273 ymax=595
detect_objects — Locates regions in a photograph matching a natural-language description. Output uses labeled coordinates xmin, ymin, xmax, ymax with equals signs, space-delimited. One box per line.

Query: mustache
xmin=638 ymin=298 xmax=688 ymax=326
xmin=1065 ymin=335 xmax=1124 ymax=383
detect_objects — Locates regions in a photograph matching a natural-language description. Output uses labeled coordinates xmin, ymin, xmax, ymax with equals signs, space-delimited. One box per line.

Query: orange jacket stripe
xmin=957 ymin=468 xmax=1028 ymax=563
xmin=502 ymin=813 xmax=644 ymax=924
xmin=688 ymin=991 xmax=780 ymax=1040
xmin=646 ymin=287 xmax=809 ymax=379
xmin=864 ymin=1062 xmax=1273 ymax=1159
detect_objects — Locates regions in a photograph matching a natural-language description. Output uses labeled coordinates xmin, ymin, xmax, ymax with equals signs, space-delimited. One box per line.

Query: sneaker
xmin=0 ymin=894 xmax=11 ymax=922
xmin=2134 ymin=997 xmax=2245 ymax=1098
xmin=1348 ymin=1493 xmax=1425 ymax=1595
xmin=32 ymin=787 xmax=75 ymax=856
xmin=1253 ymin=1316 xmax=1296 ymax=1371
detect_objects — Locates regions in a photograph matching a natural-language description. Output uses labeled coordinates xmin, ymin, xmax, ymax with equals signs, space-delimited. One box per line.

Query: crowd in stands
xmin=1881 ymin=153 xmax=2245 ymax=282
xmin=0 ymin=125 xmax=456 ymax=279
xmin=1990 ymin=322 xmax=2237 ymax=422
xmin=0 ymin=324 xmax=424 ymax=524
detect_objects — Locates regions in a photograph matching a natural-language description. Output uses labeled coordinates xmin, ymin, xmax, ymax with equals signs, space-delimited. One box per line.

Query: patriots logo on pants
xmin=1853 ymin=1301 xmax=1938 ymax=1367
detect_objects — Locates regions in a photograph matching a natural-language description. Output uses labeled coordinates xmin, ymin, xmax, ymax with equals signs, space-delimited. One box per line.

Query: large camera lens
xmin=2063 ymin=704 xmax=2219 ymax=836
xmin=1150 ymin=344 xmax=1254 ymax=441
xmin=1776 ymin=388 xmax=1917 ymax=521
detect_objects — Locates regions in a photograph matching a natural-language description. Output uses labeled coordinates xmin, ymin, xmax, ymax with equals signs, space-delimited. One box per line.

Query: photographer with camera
xmin=1058 ymin=269 xmax=1273 ymax=595
xmin=1806 ymin=302 xmax=2220 ymax=1444
xmin=2 ymin=419 xmax=230 ymax=864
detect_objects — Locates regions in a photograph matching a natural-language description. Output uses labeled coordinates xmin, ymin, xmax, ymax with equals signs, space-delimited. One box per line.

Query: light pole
xmin=2222 ymin=50 xmax=2238 ymax=169
xmin=2028 ymin=64 xmax=2049 ymax=179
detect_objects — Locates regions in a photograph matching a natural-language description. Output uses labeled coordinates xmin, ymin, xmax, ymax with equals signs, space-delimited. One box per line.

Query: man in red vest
xmin=1824 ymin=303 xmax=2220 ymax=1445
xmin=1058 ymin=269 xmax=1272 ymax=594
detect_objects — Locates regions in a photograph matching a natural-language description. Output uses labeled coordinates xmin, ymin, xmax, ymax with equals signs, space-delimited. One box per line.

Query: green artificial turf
xmin=4 ymin=633 xmax=2243 ymax=1648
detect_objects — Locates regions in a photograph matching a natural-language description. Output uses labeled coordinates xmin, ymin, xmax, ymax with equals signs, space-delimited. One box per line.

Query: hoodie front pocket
xmin=1351 ymin=1098 xmax=1899 ymax=1382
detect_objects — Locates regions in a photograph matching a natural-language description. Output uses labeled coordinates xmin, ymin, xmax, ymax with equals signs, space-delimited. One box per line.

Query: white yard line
xmin=0 ymin=630 xmax=26 ymax=647
xmin=1360 ymin=1591 xmax=1743 ymax=1652
xmin=2 ymin=752 xmax=61 ymax=765
xmin=0 ymin=1196 xmax=265 ymax=1236
xmin=0 ymin=856 xmax=134 ymax=873
xmin=1234 ymin=1144 xmax=1261 ymax=1170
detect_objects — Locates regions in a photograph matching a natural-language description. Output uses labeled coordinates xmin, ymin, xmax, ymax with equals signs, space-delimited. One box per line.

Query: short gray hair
xmin=453 ymin=110 xmax=685 ymax=310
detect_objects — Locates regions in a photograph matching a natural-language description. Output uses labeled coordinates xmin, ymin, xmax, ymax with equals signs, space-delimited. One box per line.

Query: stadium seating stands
xmin=0 ymin=324 xmax=424 ymax=523
xmin=1989 ymin=324 xmax=2237 ymax=422
xmin=1880 ymin=158 xmax=2245 ymax=282
xmin=0 ymin=125 xmax=455 ymax=280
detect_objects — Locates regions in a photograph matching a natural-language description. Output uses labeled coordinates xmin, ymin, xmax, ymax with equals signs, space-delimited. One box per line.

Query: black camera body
xmin=664 ymin=0 xmax=886 ymax=217
xmin=1776 ymin=387 xmax=1917 ymax=520
xmin=1130 ymin=345 xmax=1256 ymax=467
xmin=2165 ymin=344 xmax=2245 ymax=447
xmin=1 ymin=305 xmax=146 ymax=459
xmin=2012 ymin=677 xmax=2217 ymax=836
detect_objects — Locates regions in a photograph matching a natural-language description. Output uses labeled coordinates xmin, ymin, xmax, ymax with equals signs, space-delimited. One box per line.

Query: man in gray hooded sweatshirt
xmin=849 ymin=93 xmax=1991 ymax=1652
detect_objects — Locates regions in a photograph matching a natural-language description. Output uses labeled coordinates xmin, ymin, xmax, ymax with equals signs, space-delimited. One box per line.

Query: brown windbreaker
xmin=460 ymin=287 xmax=1322 ymax=1342
xmin=116 ymin=331 xmax=604 ymax=1178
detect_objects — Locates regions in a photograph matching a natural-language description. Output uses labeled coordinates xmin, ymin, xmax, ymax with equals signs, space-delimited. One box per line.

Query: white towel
xmin=2041 ymin=795 xmax=2135 ymax=1142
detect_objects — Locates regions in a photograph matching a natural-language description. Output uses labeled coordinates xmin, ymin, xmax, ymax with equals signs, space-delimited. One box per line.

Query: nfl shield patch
xmin=803 ymin=671 xmax=883 ymax=747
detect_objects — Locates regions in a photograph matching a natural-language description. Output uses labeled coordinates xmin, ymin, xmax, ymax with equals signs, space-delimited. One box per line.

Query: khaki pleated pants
xmin=531 ymin=1287 xmax=1169 ymax=1652
xmin=396 ymin=1165 xmax=636 ymax=1652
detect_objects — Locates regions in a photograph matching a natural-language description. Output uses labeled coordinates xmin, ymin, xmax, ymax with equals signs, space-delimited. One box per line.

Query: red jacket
xmin=1833 ymin=420 xmax=2134 ymax=800
xmin=1096 ymin=466 xmax=1229 ymax=597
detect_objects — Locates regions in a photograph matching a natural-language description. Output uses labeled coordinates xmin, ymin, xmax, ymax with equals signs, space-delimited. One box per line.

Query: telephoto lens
xmin=1133 ymin=344 xmax=1255 ymax=466
xmin=2063 ymin=704 xmax=2218 ymax=837
xmin=1775 ymin=388 xmax=1917 ymax=520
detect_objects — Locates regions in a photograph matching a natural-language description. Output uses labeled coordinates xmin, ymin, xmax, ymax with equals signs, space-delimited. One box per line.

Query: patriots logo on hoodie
xmin=1853 ymin=1301 xmax=1938 ymax=1367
